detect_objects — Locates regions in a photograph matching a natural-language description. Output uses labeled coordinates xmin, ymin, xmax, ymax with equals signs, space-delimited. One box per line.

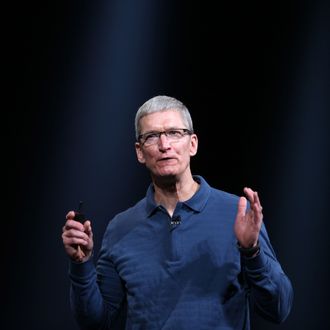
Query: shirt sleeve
xmin=241 ymin=223 xmax=294 ymax=324
xmin=68 ymin=236 xmax=126 ymax=329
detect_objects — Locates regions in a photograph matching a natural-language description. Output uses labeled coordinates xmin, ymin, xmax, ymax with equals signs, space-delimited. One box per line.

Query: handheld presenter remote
xmin=74 ymin=201 xmax=86 ymax=223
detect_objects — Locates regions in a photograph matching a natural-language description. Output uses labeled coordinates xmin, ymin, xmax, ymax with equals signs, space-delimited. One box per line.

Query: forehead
xmin=140 ymin=110 xmax=185 ymax=131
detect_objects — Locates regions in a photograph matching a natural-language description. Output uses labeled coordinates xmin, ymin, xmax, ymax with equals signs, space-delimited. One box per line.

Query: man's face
xmin=135 ymin=110 xmax=198 ymax=179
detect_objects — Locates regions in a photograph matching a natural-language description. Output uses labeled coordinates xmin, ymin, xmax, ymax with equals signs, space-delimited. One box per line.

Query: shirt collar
xmin=145 ymin=175 xmax=211 ymax=217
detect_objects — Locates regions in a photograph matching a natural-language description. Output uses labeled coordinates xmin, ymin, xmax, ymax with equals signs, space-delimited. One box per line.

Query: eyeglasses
xmin=138 ymin=128 xmax=193 ymax=146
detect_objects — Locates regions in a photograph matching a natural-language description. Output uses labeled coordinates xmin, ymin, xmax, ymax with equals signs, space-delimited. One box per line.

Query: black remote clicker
xmin=74 ymin=201 xmax=86 ymax=223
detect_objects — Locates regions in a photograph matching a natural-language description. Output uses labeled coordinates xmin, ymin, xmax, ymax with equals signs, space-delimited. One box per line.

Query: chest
xmin=110 ymin=211 xmax=241 ymax=297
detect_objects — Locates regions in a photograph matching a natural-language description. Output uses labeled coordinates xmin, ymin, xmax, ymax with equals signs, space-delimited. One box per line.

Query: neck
xmin=152 ymin=174 xmax=199 ymax=216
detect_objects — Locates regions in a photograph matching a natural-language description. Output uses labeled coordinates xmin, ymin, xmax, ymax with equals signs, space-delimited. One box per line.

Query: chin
xmin=150 ymin=163 xmax=183 ymax=179
xmin=153 ymin=173 xmax=178 ymax=186
xmin=158 ymin=171 xmax=177 ymax=177
xmin=153 ymin=170 xmax=177 ymax=180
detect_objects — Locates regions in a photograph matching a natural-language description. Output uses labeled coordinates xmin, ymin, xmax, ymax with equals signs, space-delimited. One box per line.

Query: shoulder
xmin=210 ymin=186 xmax=239 ymax=201
xmin=196 ymin=175 xmax=239 ymax=201
xmin=111 ymin=198 xmax=147 ymax=226
xmin=209 ymin=185 xmax=240 ymax=210
xmin=194 ymin=175 xmax=240 ymax=209
xmin=103 ymin=198 xmax=148 ymax=242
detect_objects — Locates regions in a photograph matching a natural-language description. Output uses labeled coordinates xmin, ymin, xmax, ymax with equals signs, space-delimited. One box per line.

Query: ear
xmin=189 ymin=134 xmax=198 ymax=156
xmin=135 ymin=142 xmax=146 ymax=164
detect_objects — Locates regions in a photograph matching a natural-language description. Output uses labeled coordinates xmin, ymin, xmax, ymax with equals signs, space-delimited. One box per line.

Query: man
xmin=62 ymin=95 xmax=293 ymax=329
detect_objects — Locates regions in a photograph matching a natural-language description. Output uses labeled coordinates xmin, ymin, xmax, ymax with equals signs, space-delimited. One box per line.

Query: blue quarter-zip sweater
xmin=69 ymin=175 xmax=293 ymax=329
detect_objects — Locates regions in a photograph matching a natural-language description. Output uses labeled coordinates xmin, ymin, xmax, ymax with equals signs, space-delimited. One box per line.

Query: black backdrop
xmin=9 ymin=1 xmax=329 ymax=329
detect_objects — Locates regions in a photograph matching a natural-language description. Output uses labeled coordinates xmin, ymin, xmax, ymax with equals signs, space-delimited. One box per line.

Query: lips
xmin=158 ymin=157 xmax=175 ymax=161
xmin=157 ymin=157 xmax=178 ymax=165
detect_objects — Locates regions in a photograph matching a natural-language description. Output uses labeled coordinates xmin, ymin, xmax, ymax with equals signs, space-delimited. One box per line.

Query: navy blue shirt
xmin=69 ymin=176 xmax=293 ymax=329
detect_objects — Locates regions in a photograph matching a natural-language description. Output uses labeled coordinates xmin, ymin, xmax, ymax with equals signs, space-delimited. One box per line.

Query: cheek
xmin=182 ymin=152 xmax=192 ymax=163
xmin=174 ymin=148 xmax=191 ymax=164
xmin=142 ymin=149 xmax=158 ymax=163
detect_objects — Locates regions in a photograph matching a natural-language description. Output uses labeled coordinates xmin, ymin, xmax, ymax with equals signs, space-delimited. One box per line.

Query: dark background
xmin=8 ymin=1 xmax=329 ymax=329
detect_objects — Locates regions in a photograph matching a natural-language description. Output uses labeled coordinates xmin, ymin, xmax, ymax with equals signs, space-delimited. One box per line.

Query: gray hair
xmin=135 ymin=95 xmax=194 ymax=140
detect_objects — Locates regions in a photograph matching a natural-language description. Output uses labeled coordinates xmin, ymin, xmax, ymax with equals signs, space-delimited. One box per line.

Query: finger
xmin=237 ymin=197 xmax=247 ymax=217
xmin=76 ymin=246 xmax=86 ymax=257
xmin=254 ymin=191 xmax=262 ymax=207
xmin=66 ymin=210 xmax=75 ymax=220
xmin=250 ymin=192 xmax=262 ymax=213
xmin=250 ymin=203 xmax=263 ymax=218
xmin=73 ymin=248 xmax=86 ymax=262
xmin=83 ymin=220 xmax=93 ymax=235
xmin=83 ymin=220 xmax=91 ymax=231
xmin=62 ymin=224 xmax=92 ymax=245
xmin=243 ymin=187 xmax=255 ymax=203
xmin=66 ymin=227 xmax=90 ymax=240
xmin=65 ymin=219 xmax=85 ymax=231
xmin=63 ymin=234 xmax=88 ymax=247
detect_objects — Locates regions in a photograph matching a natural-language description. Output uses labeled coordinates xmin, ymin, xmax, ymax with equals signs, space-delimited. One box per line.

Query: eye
xmin=167 ymin=130 xmax=182 ymax=137
xmin=144 ymin=132 xmax=159 ymax=141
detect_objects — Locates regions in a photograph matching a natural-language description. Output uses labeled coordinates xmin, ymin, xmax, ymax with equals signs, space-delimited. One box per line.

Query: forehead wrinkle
xmin=140 ymin=110 xmax=185 ymax=132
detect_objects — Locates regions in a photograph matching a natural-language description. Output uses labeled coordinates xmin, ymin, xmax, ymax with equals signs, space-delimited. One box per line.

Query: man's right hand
xmin=62 ymin=211 xmax=94 ymax=262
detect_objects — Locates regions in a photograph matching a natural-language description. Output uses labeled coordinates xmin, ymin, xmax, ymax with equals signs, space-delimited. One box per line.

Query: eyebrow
xmin=143 ymin=127 xmax=185 ymax=133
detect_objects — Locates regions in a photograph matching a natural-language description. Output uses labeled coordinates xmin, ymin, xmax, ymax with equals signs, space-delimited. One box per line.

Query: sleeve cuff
xmin=242 ymin=248 xmax=268 ymax=271
xmin=69 ymin=257 xmax=95 ymax=279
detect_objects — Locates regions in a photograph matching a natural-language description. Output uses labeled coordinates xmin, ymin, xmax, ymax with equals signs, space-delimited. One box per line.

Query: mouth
xmin=157 ymin=157 xmax=177 ymax=164
xmin=158 ymin=157 xmax=175 ymax=161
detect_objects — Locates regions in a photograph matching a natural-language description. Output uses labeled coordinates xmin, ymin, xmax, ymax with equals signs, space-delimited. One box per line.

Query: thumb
xmin=84 ymin=220 xmax=92 ymax=235
xmin=237 ymin=197 xmax=247 ymax=217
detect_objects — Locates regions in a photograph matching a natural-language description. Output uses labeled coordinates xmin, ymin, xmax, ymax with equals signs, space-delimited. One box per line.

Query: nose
xmin=158 ymin=133 xmax=171 ymax=149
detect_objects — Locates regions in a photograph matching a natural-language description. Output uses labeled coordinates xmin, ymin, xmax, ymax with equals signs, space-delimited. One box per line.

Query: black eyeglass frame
xmin=138 ymin=128 xmax=193 ymax=146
